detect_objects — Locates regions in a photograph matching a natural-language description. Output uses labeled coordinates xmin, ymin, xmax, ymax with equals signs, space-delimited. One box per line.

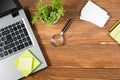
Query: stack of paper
xmin=80 ymin=0 xmax=110 ymax=27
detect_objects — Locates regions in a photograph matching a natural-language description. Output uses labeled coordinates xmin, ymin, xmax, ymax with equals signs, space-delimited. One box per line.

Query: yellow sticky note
xmin=110 ymin=20 xmax=120 ymax=44
xmin=110 ymin=23 xmax=120 ymax=38
xmin=14 ymin=50 xmax=41 ymax=77
xmin=114 ymin=33 xmax=120 ymax=44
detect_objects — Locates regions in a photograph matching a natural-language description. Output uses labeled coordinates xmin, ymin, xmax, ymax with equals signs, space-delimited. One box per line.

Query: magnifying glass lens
xmin=51 ymin=34 xmax=64 ymax=47
xmin=50 ymin=19 xmax=73 ymax=47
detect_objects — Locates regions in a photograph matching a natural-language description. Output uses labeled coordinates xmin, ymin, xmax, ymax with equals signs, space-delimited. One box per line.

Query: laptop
xmin=0 ymin=0 xmax=47 ymax=80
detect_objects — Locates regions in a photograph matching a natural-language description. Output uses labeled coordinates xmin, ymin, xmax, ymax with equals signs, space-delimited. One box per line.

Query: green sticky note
xmin=14 ymin=50 xmax=41 ymax=77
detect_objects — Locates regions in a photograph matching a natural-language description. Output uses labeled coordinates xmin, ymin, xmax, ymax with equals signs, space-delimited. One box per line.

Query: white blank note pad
xmin=80 ymin=0 xmax=110 ymax=27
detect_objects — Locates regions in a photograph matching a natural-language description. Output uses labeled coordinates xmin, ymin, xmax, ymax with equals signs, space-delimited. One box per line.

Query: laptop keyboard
xmin=0 ymin=20 xmax=33 ymax=60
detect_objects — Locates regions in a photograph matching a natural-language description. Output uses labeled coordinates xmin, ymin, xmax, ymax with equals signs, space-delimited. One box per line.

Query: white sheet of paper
xmin=80 ymin=14 xmax=110 ymax=27
xmin=80 ymin=0 xmax=110 ymax=27
xmin=81 ymin=0 xmax=107 ymax=16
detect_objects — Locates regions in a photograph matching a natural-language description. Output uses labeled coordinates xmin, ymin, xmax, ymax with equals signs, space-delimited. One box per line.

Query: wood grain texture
xmin=19 ymin=0 xmax=120 ymax=80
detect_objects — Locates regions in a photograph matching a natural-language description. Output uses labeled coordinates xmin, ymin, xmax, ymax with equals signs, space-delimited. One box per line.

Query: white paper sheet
xmin=81 ymin=0 xmax=107 ymax=16
xmin=80 ymin=0 xmax=110 ymax=27
xmin=80 ymin=14 xmax=110 ymax=27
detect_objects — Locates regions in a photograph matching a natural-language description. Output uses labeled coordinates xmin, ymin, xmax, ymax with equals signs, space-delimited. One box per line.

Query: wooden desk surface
xmin=20 ymin=0 xmax=120 ymax=80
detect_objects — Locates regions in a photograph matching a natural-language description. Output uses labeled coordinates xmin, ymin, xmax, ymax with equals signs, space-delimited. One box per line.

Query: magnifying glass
xmin=51 ymin=19 xmax=73 ymax=47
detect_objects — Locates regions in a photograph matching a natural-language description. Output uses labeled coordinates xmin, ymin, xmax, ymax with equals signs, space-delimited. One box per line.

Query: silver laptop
xmin=0 ymin=0 xmax=47 ymax=80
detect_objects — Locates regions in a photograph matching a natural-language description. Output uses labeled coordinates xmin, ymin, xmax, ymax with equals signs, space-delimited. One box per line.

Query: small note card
xmin=80 ymin=0 xmax=110 ymax=27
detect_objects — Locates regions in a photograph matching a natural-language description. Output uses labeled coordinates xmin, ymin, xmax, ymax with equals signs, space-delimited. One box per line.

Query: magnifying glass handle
xmin=61 ymin=19 xmax=73 ymax=34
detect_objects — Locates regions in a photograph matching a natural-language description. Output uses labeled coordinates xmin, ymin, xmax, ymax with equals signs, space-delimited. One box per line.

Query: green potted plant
xmin=32 ymin=0 xmax=65 ymax=25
